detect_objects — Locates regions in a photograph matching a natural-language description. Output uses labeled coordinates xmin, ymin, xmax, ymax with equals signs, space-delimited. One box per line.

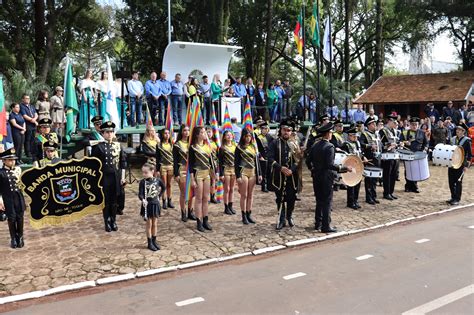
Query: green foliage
xmin=3 ymin=63 xmax=49 ymax=105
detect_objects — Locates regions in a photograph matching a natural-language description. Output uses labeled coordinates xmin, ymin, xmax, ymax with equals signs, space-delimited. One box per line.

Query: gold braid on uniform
xmin=238 ymin=145 xmax=256 ymax=168
xmin=158 ymin=143 xmax=173 ymax=166
xmin=192 ymin=144 xmax=212 ymax=170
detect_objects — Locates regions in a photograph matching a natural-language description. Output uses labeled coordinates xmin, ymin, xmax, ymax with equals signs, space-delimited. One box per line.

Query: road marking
xmin=415 ymin=238 xmax=430 ymax=244
xmin=402 ymin=284 xmax=474 ymax=315
xmin=175 ymin=297 xmax=205 ymax=307
xmin=468 ymin=225 xmax=474 ymax=229
xmin=355 ymin=254 xmax=373 ymax=261
xmin=283 ymin=272 xmax=306 ymax=280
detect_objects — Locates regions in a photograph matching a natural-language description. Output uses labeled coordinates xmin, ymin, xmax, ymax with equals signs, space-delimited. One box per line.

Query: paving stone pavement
xmin=0 ymin=164 xmax=472 ymax=296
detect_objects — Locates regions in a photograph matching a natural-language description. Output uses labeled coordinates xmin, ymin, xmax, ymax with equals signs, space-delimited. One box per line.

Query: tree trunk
xmin=221 ymin=0 xmax=230 ymax=43
xmin=373 ymin=0 xmax=383 ymax=80
xmin=40 ymin=0 xmax=56 ymax=83
xmin=263 ymin=0 xmax=273 ymax=88
xmin=34 ymin=0 xmax=46 ymax=75
xmin=364 ymin=46 xmax=373 ymax=88
xmin=344 ymin=0 xmax=350 ymax=92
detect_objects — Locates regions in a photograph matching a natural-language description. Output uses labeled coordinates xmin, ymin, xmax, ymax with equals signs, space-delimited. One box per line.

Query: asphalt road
xmin=5 ymin=208 xmax=474 ymax=315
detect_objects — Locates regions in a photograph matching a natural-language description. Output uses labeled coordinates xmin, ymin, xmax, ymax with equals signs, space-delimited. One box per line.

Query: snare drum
xmin=405 ymin=153 xmax=430 ymax=181
xmin=432 ymin=144 xmax=464 ymax=169
xmin=398 ymin=149 xmax=415 ymax=161
xmin=363 ymin=167 xmax=383 ymax=178
xmin=381 ymin=152 xmax=400 ymax=160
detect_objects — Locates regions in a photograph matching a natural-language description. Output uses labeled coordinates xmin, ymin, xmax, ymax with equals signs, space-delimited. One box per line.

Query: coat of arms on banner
xmin=20 ymin=157 xmax=105 ymax=229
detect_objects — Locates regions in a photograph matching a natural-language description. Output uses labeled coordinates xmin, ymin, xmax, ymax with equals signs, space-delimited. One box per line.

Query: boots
xmin=8 ymin=220 xmax=17 ymax=249
xmin=162 ymin=199 xmax=168 ymax=209
xmin=16 ymin=218 xmax=24 ymax=248
xmin=224 ymin=204 xmax=233 ymax=215
xmin=276 ymin=206 xmax=286 ymax=230
xmin=246 ymin=211 xmax=256 ymax=224
xmin=188 ymin=208 xmax=197 ymax=221
xmin=167 ymin=198 xmax=174 ymax=208
xmin=196 ymin=218 xmax=205 ymax=232
xmin=147 ymin=238 xmax=158 ymax=251
xmin=202 ymin=216 xmax=212 ymax=231
xmin=103 ymin=209 xmax=111 ymax=232
xmin=210 ymin=194 xmax=218 ymax=204
xmin=151 ymin=236 xmax=160 ymax=250
xmin=241 ymin=211 xmax=249 ymax=225
xmin=228 ymin=202 xmax=236 ymax=215
xmin=110 ymin=205 xmax=118 ymax=231
xmin=261 ymin=182 xmax=268 ymax=193
xmin=286 ymin=207 xmax=294 ymax=227
xmin=181 ymin=209 xmax=188 ymax=222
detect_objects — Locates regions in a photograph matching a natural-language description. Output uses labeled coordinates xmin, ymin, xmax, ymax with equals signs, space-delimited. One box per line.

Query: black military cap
xmin=259 ymin=121 xmax=269 ymax=128
xmin=346 ymin=126 xmax=358 ymax=135
xmin=456 ymin=122 xmax=469 ymax=132
xmin=100 ymin=121 xmax=116 ymax=131
xmin=0 ymin=148 xmax=18 ymax=159
xmin=279 ymin=118 xmax=293 ymax=130
xmin=38 ymin=118 xmax=53 ymax=127
xmin=409 ymin=117 xmax=421 ymax=123
xmin=43 ymin=141 xmax=58 ymax=151
xmin=364 ymin=117 xmax=376 ymax=127
xmin=387 ymin=114 xmax=398 ymax=121
xmin=91 ymin=115 xmax=104 ymax=124
xmin=317 ymin=122 xmax=334 ymax=134
xmin=356 ymin=120 xmax=364 ymax=126
xmin=333 ymin=119 xmax=343 ymax=125
xmin=319 ymin=114 xmax=330 ymax=123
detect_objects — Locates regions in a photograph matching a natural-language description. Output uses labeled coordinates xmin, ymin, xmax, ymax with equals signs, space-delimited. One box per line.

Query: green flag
xmin=64 ymin=60 xmax=79 ymax=142
xmin=310 ymin=2 xmax=320 ymax=47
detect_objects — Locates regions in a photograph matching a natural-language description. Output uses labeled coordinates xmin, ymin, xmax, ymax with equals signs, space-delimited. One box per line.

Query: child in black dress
xmin=138 ymin=163 xmax=165 ymax=251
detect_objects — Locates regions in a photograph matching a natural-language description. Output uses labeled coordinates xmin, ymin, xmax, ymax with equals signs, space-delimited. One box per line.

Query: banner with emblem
xmin=20 ymin=157 xmax=105 ymax=229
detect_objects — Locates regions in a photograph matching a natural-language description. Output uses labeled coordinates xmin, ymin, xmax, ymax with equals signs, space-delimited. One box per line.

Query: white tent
xmin=162 ymin=41 xmax=242 ymax=81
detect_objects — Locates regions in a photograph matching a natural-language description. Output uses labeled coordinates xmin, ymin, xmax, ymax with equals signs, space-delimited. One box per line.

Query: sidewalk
xmin=0 ymin=165 xmax=472 ymax=296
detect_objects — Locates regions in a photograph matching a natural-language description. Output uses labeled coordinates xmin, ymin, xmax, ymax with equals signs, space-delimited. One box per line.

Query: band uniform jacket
xmin=379 ymin=127 xmax=399 ymax=153
xmin=400 ymin=129 xmax=428 ymax=152
xmin=188 ymin=143 xmax=216 ymax=175
xmin=173 ymin=140 xmax=189 ymax=177
xmin=32 ymin=132 xmax=59 ymax=161
xmin=234 ymin=144 xmax=261 ymax=179
xmin=330 ymin=131 xmax=345 ymax=149
xmin=267 ymin=137 xmax=298 ymax=191
xmin=91 ymin=141 xmax=126 ymax=197
xmin=256 ymin=133 xmax=273 ymax=159
xmin=155 ymin=142 xmax=173 ymax=171
xmin=341 ymin=140 xmax=363 ymax=158
xmin=218 ymin=142 xmax=236 ymax=175
xmin=0 ymin=166 xmax=26 ymax=218
xmin=359 ymin=130 xmax=381 ymax=161
xmin=307 ymin=139 xmax=348 ymax=183
xmin=450 ymin=135 xmax=472 ymax=168
xmin=34 ymin=157 xmax=61 ymax=168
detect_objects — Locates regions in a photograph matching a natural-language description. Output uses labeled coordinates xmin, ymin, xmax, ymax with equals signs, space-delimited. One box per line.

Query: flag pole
xmin=328 ymin=8 xmax=333 ymax=118
xmin=316 ymin=0 xmax=321 ymax=122
xmin=302 ymin=2 xmax=307 ymax=121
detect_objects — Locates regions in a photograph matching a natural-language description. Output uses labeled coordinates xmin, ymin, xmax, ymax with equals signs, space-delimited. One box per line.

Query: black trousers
xmin=260 ymin=160 xmax=268 ymax=186
xmin=275 ymin=178 xmax=297 ymax=219
xmin=12 ymin=131 xmax=25 ymax=160
xmin=347 ymin=182 xmax=361 ymax=205
xmin=382 ymin=159 xmax=397 ymax=196
xmin=313 ymin=174 xmax=334 ymax=229
xmin=404 ymin=163 xmax=419 ymax=191
xmin=103 ymin=173 xmax=119 ymax=225
xmin=448 ymin=167 xmax=464 ymax=201
xmin=24 ymin=127 xmax=35 ymax=157
xmin=364 ymin=177 xmax=377 ymax=202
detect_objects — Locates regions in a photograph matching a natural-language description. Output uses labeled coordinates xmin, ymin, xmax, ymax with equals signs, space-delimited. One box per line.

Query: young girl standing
xmin=156 ymin=129 xmax=174 ymax=209
xmin=218 ymin=130 xmax=237 ymax=215
xmin=138 ymin=163 xmax=166 ymax=251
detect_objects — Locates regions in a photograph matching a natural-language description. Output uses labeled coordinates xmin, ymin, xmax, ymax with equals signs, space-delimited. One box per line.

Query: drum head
xmin=340 ymin=155 xmax=364 ymax=187
xmin=451 ymin=146 xmax=465 ymax=169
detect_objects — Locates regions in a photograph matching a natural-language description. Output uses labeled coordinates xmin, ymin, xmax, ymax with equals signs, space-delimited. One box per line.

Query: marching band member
xmin=305 ymin=114 xmax=330 ymax=154
xmin=156 ymin=129 xmax=174 ymax=210
xmin=256 ymin=121 xmax=273 ymax=192
xmin=141 ymin=125 xmax=160 ymax=161
xmin=85 ymin=116 xmax=104 ymax=156
xmin=401 ymin=117 xmax=428 ymax=193
xmin=359 ymin=117 xmax=381 ymax=205
xmin=379 ymin=115 xmax=400 ymax=200
xmin=219 ymin=130 xmax=237 ymax=215
xmin=341 ymin=127 xmax=364 ymax=209
xmin=138 ymin=163 xmax=165 ymax=251
xmin=206 ymin=127 xmax=219 ymax=204
xmin=307 ymin=122 xmax=350 ymax=233
xmin=188 ymin=126 xmax=216 ymax=232
xmin=235 ymin=128 xmax=261 ymax=225
xmin=91 ymin=121 xmax=126 ymax=232
xmin=31 ymin=118 xmax=58 ymax=162
xmin=0 ymin=149 xmax=26 ymax=248
xmin=288 ymin=124 xmax=304 ymax=196
xmin=173 ymin=125 xmax=195 ymax=222
xmin=330 ymin=120 xmax=346 ymax=149
xmin=447 ymin=123 xmax=472 ymax=205
xmin=33 ymin=141 xmax=61 ymax=168
xmin=268 ymin=119 xmax=299 ymax=230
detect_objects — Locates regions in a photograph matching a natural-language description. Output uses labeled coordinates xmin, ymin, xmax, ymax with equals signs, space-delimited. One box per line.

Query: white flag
xmin=105 ymin=56 xmax=120 ymax=130
xmin=322 ymin=17 xmax=333 ymax=62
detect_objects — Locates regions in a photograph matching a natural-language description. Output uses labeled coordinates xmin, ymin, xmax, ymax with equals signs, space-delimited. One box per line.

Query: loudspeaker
xmin=115 ymin=60 xmax=131 ymax=79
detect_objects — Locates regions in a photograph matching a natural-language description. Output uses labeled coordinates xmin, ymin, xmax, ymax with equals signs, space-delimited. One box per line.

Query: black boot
xmin=147 ymin=238 xmax=158 ymax=251
xmin=8 ymin=220 xmax=17 ymax=249
xmin=16 ymin=218 xmax=24 ymax=248
xmin=162 ymin=199 xmax=168 ymax=209
xmin=203 ymin=216 xmax=212 ymax=230
xmin=276 ymin=207 xmax=286 ymax=230
xmin=315 ymin=222 xmax=322 ymax=231
xmin=286 ymin=208 xmax=294 ymax=227
xmin=242 ymin=211 xmax=249 ymax=225
xmin=228 ymin=202 xmax=236 ymax=214
xmin=210 ymin=194 xmax=218 ymax=204
xmin=110 ymin=205 xmax=118 ymax=231
xmin=224 ymin=204 xmax=233 ymax=215
xmin=261 ymin=183 xmax=268 ymax=193
xmin=196 ymin=218 xmax=205 ymax=232
xmin=188 ymin=208 xmax=197 ymax=221
xmin=246 ymin=211 xmax=256 ymax=224
xmin=167 ymin=198 xmax=174 ymax=208
xmin=151 ymin=236 xmax=160 ymax=250
xmin=103 ymin=208 xmax=111 ymax=232
xmin=181 ymin=209 xmax=188 ymax=222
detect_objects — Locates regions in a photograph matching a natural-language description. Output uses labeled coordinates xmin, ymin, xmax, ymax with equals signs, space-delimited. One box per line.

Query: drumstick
xmin=457 ymin=171 xmax=465 ymax=182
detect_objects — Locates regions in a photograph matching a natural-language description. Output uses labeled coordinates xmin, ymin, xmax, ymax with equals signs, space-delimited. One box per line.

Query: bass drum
xmin=337 ymin=154 xmax=364 ymax=187
xmin=432 ymin=143 xmax=464 ymax=169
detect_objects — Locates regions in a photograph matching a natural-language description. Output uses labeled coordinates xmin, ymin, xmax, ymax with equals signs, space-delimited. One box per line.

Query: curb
xmin=1 ymin=202 xmax=472 ymax=306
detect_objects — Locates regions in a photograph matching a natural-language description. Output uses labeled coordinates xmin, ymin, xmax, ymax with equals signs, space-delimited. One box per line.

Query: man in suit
xmin=447 ymin=123 xmax=472 ymax=205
